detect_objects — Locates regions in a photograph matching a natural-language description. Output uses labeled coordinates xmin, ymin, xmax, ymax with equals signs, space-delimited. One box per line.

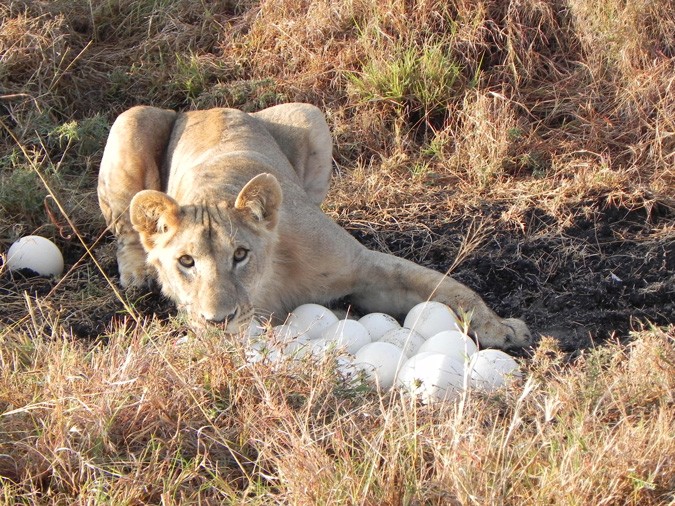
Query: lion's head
xmin=129 ymin=173 xmax=282 ymax=332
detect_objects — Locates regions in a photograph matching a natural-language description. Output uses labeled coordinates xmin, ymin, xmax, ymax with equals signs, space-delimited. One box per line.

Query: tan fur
xmin=98 ymin=103 xmax=532 ymax=348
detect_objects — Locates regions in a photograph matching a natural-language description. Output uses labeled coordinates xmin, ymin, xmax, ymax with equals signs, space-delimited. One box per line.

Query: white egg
xmin=358 ymin=312 xmax=400 ymax=340
xmin=7 ymin=235 xmax=64 ymax=277
xmin=245 ymin=318 xmax=266 ymax=338
xmin=406 ymin=351 xmax=438 ymax=361
xmin=336 ymin=356 xmax=359 ymax=383
xmin=320 ymin=319 xmax=371 ymax=354
xmin=174 ymin=335 xmax=190 ymax=346
xmin=403 ymin=301 xmax=462 ymax=339
xmin=469 ymin=349 xmax=522 ymax=392
xmin=271 ymin=324 xmax=302 ymax=342
xmin=397 ymin=352 xmax=466 ymax=404
xmin=282 ymin=334 xmax=313 ymax=358
xmin=286 ymin=304 xmax=338 ymax=340
xmin=245 ymin=340 xmax=281 ymax=363
xmin=379 ymin=327 xmax=425 ymax=357
xmin=417 ymin=330 xmax=478 ymax=363
xmin=353 ymin=341 xmax=407 ymax=390
xmin=306 ymin=336 xmax=344 ymax=358
xmin=269 ymin=325 xmax=312 ymax=357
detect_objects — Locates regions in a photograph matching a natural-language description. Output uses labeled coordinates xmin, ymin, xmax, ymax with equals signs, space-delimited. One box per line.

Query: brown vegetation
xmin=1 ymin=0 xmax=673 ymax=503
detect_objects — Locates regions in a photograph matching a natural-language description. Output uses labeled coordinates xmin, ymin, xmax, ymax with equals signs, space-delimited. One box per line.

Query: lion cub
xmin=98 ymin=103 xmax=531 ymax=349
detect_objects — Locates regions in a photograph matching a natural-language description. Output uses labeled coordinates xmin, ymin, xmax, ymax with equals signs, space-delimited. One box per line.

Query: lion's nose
xmin=202 ymin=307 xmax=239 ymax=324
xmin=224 ymin=308 xmax=239 ymax=324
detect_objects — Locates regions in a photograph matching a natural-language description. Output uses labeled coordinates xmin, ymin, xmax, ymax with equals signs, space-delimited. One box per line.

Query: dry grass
xmin=1 ymin=0 xmax=674 ymax=503
xmin=1 ymin=314 xmax=673 ymax=504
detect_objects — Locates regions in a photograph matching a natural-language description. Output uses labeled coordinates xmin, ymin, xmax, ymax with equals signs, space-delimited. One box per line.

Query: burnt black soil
xmin=0 ymin=236 xmax=176 ymax=340
xmin=1 ymin=195 xmax=673 ymax=352
xmin=345 ymin=196 xmax=674 ymax=351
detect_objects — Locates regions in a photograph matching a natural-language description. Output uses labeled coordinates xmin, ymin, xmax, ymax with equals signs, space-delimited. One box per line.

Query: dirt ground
xmin=342 ymin=194 xmax=674 ymax=352
xmin=2 ymin=188 xmax=672 ymax=353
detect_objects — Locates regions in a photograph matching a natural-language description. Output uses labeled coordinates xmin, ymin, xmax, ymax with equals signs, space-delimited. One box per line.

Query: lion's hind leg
xmin=98 ymin=106 xmax=177 ymax=287
xmin=252 ymin=103 xmax=332 ymax=205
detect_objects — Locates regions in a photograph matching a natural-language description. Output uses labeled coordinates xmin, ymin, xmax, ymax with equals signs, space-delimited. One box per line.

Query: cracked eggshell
xmin=245 ymin=318 xmax=266 ymax=338
xmin=245 ymin=340 xmax=281 ymax=364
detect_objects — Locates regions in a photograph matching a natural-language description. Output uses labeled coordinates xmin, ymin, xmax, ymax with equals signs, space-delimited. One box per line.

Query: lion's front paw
xmin=500 ymin=317 xmax=534 ymax=350
xmin=116 ymin=244 xmax=153 ymax=289
xmin=119 ymin=264 xmax=155 ymax=289
xmin=473 ymin=317 xmax=533 ymax=350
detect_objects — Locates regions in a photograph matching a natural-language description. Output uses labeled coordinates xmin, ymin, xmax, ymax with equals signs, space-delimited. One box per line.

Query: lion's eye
xmin=178 ymin=255 xmax=195 ymax=268
xmin=233 ymin=247 xmax=249 ymax=264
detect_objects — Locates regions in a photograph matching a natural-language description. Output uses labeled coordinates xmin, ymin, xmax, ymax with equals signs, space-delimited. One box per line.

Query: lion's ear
xmin=130 ymin=190 xmax=181 ymax=249
xmin=235 ymin=173 xmax=283 ymax=230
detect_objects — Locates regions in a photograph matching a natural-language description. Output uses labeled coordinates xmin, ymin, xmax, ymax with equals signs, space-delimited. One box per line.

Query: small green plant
xmin=174 ymin=53 xmax=210 ymax=101
xmin=348 ymin=41 xmax=463 ymax=119
xmin=49 ymin=114 xmax=110 ymax=158
xmin=0 ymin=167 xmax=47 ymax=223
xmin=409 ymin=161 xmax=432 ymax=179
xmin=195 ymin=78 xmax=287 ymax=111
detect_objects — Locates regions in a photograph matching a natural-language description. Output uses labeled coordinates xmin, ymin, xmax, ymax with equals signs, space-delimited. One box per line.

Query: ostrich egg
xmin=353 ymin=341 xmax=407 ymax=390
xmin=358 ymin=312 xmax=401 ymax=340
xmin=417 ymin=330 xmax=478 ymax=362
xmin=287 ymin=304 xmax=338 ymax=340
xmin=469 ymin=349 xmax=522 ymax=392
xmin=7 ymin=235 xmax=64 ymax=277
xmin=403 ymin=301 xmax=462 ymax=339
xmin=320 ymin=319 xmax=371 ymax=354
xmin=397 ymin=352 xmax=466 ymax=404
xmin=379 ymin=327 xmax=425 ymax=357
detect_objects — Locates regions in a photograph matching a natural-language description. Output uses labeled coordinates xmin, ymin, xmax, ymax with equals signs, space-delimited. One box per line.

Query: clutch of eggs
xmin=246 ymin=301 xmax=522 ymax=403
